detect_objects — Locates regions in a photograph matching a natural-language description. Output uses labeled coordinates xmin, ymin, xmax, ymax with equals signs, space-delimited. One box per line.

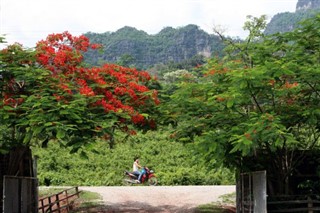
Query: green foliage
xmin=0 ymin=43 xmax=41 ymax=152
xmin=195 ymin=205 xmax=229 ymax=213
xmin=78 ymin=190 xmax=102 ymax=201
xmin=0 ymin=33 xmax=160 ymax=154
xmin=162 ymin=69 xmax=195 ymax=84
xmin=38 ymin=187 xmax=68 ymax=197
xmin=161 ymin=14 xmax=320 ymax=195
xmin=116 ymin=54 xmax=136 ymax=67
xmin=195 ymin=192 xmax=236 ymax=212
xmin=32 ymin=130 xmax=234 ymax=186
xmin=265 ymin=9 xmax=320 ymax=35
xmin=194 ymin=192 xmax=236 ymax=212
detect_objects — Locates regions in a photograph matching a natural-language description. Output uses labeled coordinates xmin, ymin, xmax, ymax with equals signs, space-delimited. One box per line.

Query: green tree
xmin=162 ymin=69 xmax=195 ymax=84
xmin=163 ymin=15 xmax=320 ymax=195
xmin=0 ymin=32 xmax=160 ymax=156
xmin=117 ymin=54 xmax=136 ymax=67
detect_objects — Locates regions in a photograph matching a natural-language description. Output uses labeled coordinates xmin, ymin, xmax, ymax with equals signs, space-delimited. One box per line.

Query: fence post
xmin=56 ymin=194 xmax=61 ymax=213
xmin=76 ymin=186 xmax=79 ymax=198
xmin=48 ymin=197 xmax=52 ymax=212
xmin=308 ymin=196 xmax=313 ymax=213
xmin=40 ymin=199 xmax=44 ymax=213
xmin=65 ymin=189 xmax=70 ymax=211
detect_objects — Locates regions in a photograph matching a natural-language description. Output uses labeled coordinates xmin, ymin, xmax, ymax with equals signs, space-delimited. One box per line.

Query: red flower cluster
xmin=0 ymin=44 xmax=32 ymax=108
xmin=34 ymin=31 xmax=160 ymax=130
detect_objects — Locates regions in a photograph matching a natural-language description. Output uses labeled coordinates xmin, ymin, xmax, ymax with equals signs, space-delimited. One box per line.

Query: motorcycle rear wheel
xmin=148 ymin=176 xmax=158 ymax=186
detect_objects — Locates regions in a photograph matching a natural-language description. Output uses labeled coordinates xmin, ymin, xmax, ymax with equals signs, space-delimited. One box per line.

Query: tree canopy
xmin=0 ymin=32 xmax=160 ymax=153
xmin=162 ymin=14 xmax=320 ymax=195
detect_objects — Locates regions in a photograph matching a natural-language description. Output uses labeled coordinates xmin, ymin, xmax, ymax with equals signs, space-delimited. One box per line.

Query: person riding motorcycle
xmin=124 ymin=161 xmax=158 ymax=185
xmin=133 ymin=157 xmax=143 ymax=183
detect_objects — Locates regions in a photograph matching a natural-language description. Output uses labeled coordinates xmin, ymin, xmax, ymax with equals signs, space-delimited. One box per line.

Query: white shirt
xmin=133 ymin=161 xmax=139 ymax=172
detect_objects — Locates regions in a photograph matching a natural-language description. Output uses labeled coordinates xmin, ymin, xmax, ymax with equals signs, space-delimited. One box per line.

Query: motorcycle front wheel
xmin=148 ymin=176 xmax=158 ymax=186
xmin=123 ymin=178 xmax=133 ymax=186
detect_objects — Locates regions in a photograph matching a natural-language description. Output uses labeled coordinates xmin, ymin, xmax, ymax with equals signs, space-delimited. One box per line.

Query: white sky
xmin=0 ymin=0 xmax=298 ymax=48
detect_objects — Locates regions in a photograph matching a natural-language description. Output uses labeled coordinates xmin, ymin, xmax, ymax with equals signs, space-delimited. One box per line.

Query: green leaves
xmin=1 ymin=32 xmax=162 ymax=154
xmin=161 ymin=14 xmax=320 ymax=175
xmin=226 ymin=99 xmax=234 ymax=108
xmin=56 ymin=129 xmax=66 ymax=140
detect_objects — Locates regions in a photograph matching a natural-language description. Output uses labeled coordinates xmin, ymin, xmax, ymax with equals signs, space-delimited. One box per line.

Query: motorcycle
xmin=123 ymin=167 xmax=158 ymax=186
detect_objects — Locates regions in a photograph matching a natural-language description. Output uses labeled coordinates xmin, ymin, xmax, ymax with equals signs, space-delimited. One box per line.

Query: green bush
xmin=32 ymin=130 xmax=235 ymax=186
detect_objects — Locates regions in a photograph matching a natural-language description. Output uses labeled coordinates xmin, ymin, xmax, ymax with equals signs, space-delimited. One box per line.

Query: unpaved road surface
xmin=79 ymin=185 xmax=236 ymax=212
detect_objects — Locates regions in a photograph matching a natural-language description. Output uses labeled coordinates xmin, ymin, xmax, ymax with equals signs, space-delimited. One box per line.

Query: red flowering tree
xmin=0 ymin=32 xmax=160 ymax=154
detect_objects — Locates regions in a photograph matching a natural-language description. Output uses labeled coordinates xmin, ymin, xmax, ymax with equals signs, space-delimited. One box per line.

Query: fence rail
xmin=38 ymin=186 xmax=81 ymax=213
xmin=268 ymin=195 xmax=320 ymax=213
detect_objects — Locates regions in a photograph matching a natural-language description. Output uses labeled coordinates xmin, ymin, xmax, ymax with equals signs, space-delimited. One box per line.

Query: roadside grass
xmin=195 ymin=192 xmax=236 ymax=213
xmin=38 ymin=187 xmax=103 ymax=212
xmin=38 ymin=187 xmax=68 ymax=197
xmin=71 ymin=190 xmax=104 ymax=212
xmin=195 ymin=204 xmax=230 ymax=213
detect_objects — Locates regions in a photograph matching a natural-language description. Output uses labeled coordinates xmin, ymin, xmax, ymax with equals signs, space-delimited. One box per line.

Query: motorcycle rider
xmin=133 ymin=157 xmax=142 ymax=183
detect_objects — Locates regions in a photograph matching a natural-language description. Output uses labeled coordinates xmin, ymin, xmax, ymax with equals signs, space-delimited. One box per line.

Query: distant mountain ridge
xmin=83 ymin=25 xmax=224 ymax=69
xmin=265 ymin=0 xmax=320 ymax=35
xmin=83 ymin=0 xmax=320 ymax=69
xmin=296 ymin=0 xmax=320 ymax=10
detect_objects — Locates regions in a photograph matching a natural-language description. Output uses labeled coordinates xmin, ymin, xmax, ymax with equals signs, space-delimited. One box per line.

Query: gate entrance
xmin=237 ymin=170 xmax=267 ymax=213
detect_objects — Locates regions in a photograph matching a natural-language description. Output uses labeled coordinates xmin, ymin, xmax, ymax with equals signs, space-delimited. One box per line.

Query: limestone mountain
xmin=83 ymin=25 xmax=224 ymax=69
xmin=265 ymin=0 xmax=320 ymax=35
xmin=296 ymin=0 xmax=320 ymax=10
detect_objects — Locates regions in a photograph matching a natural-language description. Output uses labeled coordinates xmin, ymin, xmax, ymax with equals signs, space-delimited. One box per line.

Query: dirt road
xmin=79 ymin=185 xmax=236 ymax=212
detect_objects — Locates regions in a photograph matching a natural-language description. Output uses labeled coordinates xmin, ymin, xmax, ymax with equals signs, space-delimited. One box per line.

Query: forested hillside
xmin=265 ymin=0 xmax=320 ymax=34
xmin=296 ymin=0 xmax=320 ymax=10
xmin=81 ymin=0 xmax=320 ymax=70
xmin=83 ymin=25 xmax=224 ymax=69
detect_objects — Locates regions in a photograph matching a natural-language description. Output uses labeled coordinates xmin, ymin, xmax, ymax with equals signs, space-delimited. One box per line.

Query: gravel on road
xmin=79 ymin=185 xmax=236 ymax=212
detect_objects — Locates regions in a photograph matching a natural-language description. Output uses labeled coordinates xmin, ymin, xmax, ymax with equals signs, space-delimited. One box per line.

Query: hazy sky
xmin=1 ymin=0 xmax=298 ymax=48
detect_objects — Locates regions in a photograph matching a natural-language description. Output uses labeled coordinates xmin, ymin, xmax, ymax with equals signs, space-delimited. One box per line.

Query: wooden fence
xmin=268 ymin=195 xmax=320 ymax=212
xmin=38 ymin=186 xmax=82 ymax=213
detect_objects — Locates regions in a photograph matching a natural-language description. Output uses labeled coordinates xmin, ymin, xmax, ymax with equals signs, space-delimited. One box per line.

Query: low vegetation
xmin=32 ymin=130 xmax=235 ymax=186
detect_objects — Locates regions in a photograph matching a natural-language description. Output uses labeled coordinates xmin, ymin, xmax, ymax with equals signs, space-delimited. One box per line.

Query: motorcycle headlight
xmin=150 ymin=170 xmax=154 ymax=173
